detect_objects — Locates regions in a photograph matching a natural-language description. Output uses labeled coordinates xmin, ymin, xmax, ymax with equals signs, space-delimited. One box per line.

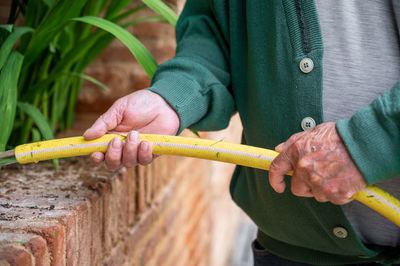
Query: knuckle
xmin=105 ymin=161 xmax=119 ymax=171
xmin=100 ymin=114 xmax=114 ymax=130
xmin=292 ymin=141 xmax=303 ymax=152
xmin=141 ymin=156 xmax=153 ymax=165
xmin=297 ymin=158 xmax=312 ymax=169
xmin=123 ymin=161 xmax=136 ymax=169
xmin=288 ymin=133 xmax=300 ymax=143
xmin=314 ymin=194 xmax=328 ymax=202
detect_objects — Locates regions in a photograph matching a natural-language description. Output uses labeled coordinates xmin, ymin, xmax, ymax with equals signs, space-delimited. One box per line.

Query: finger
xmin=105 ymin=137 xmax=124 ymax=170
xmin=321 ymin=179 xmax=356 ymax=205
xmin=90 ymin=152 xmax=104 ymax=165
xmin=275 ymin=142 xmax=284 ymax=152
xmin=269 ymin=152 xmax=294 ymax=193
xmin=122 ymin=131 xmax=140 ymax=168
xmin=275 ymin=131 xmax=305 ymax=153
xmin=138 ymin=141 xmax=153 ymax=165
xmin=290 ymin=174 xmax=313 ymax=197
xmin=290 ymin=161 xmax=313 ymax=197
xmin=312 ymin=190 xmax=329 ymax=203
xmin=329 ymin=195 xmax=354 ymax=205
xmin=84 ymin=102 xmax=125 ymax=140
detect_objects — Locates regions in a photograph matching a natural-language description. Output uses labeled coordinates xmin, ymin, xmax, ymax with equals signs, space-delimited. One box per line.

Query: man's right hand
xmin=83 ymin=90 xmax=180 ymax=170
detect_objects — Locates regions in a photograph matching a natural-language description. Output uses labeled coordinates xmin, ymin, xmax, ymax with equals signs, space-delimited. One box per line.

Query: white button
xmin=333 ymin=227 xmax=348 ymax=239
xmin=301 ymin=117 xmax=316 ymax=131
xmin=299 ymin=58 xmax=314 ymax=73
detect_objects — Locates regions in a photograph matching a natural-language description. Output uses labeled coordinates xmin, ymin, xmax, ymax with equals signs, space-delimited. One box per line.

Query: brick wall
xmin=0 ymin=0 xmax=247 ymax=265
xmin=0 ymin=140 xmax=212 ymax=265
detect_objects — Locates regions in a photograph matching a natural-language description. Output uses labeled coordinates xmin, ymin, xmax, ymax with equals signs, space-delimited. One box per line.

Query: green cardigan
xmin=148 ymin=0 xmax=400 ymax=264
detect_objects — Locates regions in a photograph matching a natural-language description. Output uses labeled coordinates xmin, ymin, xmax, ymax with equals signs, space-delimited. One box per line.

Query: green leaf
xmin=191 ymin=130 xmax=200 ymax=137
xmin=68 ymin=72 xmax=110 ymax=91
xmin=0 ymin=157 xmax=17 ymax=168
xmin=142 ymin=0 xmax=178 ymax=26
xmin=17 ymin=102 xmax=54 ymax=140
xmin=105 ymin=0 xmax=132 ymax=20
xmin=112 ymin=5 xmax=146 ymax=23
xmin=0 ymin=27 xmax=33 ymax=71
xmin=42 ymin=0 xmax=56 ymax=8
xmin=23 ymin=0 xmax=88 ymax=68
xmin=72 ymin=16 xmax=158 ymax=78
xmin=31 ymin=128 xmax=41 ymax=142
xmin=121 ymin=16 xmax=166 ymax=28
xmin=0 ymin=51 xmax=23 ymax=152
xmin=0 ymin=25 xmax=14 ymax=32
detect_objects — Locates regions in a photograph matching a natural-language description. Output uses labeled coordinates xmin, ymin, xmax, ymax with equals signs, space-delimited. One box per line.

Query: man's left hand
xmin=269 ymin=122 xmax=367 ymax=205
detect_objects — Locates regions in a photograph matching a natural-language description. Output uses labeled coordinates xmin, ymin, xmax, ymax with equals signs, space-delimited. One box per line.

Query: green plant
xmin=0 ymin=0 xmax=178 ymax=158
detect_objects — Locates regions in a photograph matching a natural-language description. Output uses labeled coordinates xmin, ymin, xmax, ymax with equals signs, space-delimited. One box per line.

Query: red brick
xmin=136 ymin=166 xmax=147 ymax=214
xmin=23 ymin=235 xmax=49 ymax=266
xmin=0 ymin=246 xmax=33 ymax=266
xmin=87 ymin=194 xmax=103 ymax=265
xmin=0 ymin=221 xmax=65 ymax=266
xmin=103 ymin=242 xmax=126 ymax=266
xmin=0 ymin=232 xmax=49 ymax=266
xmin=124 ymin=168 xmax=137 ymax=226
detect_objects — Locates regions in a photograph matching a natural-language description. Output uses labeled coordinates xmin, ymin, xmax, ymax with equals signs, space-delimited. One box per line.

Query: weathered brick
xmin=124 ymin=168 xmax=137 ymax=227
xmin=0 ymin=232 xmax=49 ymax=266
xmin=136 ymin=165 xmax=147 ymax=215
xmin=0 ymin=246 xmax=33 ymax=266
xmin=0 ymin=221 xmax=65 ymax=266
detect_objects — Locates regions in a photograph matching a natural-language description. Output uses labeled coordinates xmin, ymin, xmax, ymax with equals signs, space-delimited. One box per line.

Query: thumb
xmin=84 ymin=107 xmax=123 ymax=140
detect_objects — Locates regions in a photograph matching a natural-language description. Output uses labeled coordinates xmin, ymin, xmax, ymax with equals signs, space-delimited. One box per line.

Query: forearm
xmin=147 ymin=0 xmax=235 ymax=134
xmin=336 ymin=80 xmax=400 ymax=184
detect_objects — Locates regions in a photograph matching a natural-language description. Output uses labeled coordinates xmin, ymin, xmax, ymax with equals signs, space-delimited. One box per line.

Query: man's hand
xmin=269 ymin=122 xmax=367 ymax=205
xmin=84 ymin=90 xmax=180 ymax=170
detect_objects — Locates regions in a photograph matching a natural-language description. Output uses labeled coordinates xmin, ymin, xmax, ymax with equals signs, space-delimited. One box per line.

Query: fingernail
xmin=83 ymin=129 xmax=91 ymax=137
xmin=275 ymin=143 xmax=283 ymax=152
xmin=93 ymin=153 xmax=103 ymax=161
xmin=128 ymin=131 xmax=139 ymax=142
xmin=140 ymin=141 xmax=148 ymax=152
xmin=113 ymin=138 xmax=122 ymax=148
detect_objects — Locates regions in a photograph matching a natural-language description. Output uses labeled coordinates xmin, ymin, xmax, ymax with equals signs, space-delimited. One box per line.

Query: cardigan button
xmin=301 ymin=117 xmax=316 ymax=131
xmin=299 ymin=58 xmax=314 ymax=73
xmin=333 ymin=227 xmax=348 ymax=239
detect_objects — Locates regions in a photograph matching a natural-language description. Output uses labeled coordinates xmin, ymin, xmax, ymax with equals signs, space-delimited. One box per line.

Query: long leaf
xmin=0 ymin=157 xmax=17 ymax=167
xmin=23 ymin=0 xmax=88 ymax=68
xmin=42 ymin=0 xmax=56 ymax=8
xmin=72 ymin=16 xmax=158 ymax=77
xmin=105 ymin=0 xmax=132 ymax=20
xmin=0 ymin=25 xmax=14 ymax=32
xmin=142 ymin=0 xmax=178 ymax=26
xmin=17 ymin=102 xmax=54 ymax=140
xmin=0 ymin=27 xmax=33 ymax=71
xmin=68 ymin=72 xmax=110 ymax=91
xmin=0 ymin=51 xmax=23 ymax=152
xmin=112 ymin=5 xmax=146 ymax=23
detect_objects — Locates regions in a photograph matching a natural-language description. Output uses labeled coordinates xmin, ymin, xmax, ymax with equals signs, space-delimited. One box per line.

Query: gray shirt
xmin=315 ymin=0 xmax=400 ymax=247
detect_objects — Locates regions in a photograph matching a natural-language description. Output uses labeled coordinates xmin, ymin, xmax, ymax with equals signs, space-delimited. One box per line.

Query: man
xmin=84 ymin=0 xmax=400 ymax=265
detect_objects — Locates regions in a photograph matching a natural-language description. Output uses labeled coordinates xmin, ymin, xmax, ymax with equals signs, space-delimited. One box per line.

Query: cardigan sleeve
xmin=336 ymin=81 xmax=400 ymax=185
xmin=147 ymin=0 xmax=235 ymax=134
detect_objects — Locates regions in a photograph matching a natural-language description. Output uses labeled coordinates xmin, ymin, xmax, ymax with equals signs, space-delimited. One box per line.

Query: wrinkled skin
xmin=269 ymin=122 xmax=367 ymax=205
xmin=84 ymin=90 xmax=180 ymax=170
